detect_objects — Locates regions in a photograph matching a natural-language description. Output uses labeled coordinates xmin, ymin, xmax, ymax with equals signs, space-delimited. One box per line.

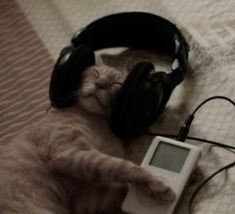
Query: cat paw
xmin=130 ymin=167 xmax=175 ymax=202
xmin=140 ymin=175 xmax=175 ymax=202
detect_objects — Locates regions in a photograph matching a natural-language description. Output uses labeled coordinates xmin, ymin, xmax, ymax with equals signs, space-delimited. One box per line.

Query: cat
xmin=0 ymin=65 xmax=175 ymax=214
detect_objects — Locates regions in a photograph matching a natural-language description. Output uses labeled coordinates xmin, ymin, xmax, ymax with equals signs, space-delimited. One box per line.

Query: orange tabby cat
xmin=0 ymin=65 xmax=175 ymax=214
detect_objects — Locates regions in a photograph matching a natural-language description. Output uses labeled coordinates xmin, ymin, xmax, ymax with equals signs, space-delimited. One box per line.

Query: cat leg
xmin=1 ymin=199 xmax=71 ymax=214
xmin=49 ymin=148 xmax=175 ymax=203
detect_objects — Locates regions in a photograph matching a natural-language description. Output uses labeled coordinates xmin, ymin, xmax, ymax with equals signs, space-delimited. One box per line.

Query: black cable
xmin=188 ymin=161 xmax=235 ymax=214
xmin=177 ymin=96 xmax=235 ymax=141
xmin=191 ymin=96 xmax=235 ymax=115
xmin=187 ymin=136 xmax=235 ymax=150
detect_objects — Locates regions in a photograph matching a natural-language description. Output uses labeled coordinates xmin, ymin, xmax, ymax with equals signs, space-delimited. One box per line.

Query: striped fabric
xmin=0 ymin=0 xmax=53 ymax=144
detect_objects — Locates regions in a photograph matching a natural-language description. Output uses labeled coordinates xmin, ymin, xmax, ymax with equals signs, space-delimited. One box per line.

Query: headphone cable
xmin=177 ymin=96 xmax=235 ymax=142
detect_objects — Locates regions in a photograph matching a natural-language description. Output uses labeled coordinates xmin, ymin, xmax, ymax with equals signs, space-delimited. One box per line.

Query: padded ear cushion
xmin=49 ymin=45 xmax=95 ymax=108
xmin=110 ymin=62 xmax=160 ymax=138
xmin=110 ymin=61 xmax=175 ymax=139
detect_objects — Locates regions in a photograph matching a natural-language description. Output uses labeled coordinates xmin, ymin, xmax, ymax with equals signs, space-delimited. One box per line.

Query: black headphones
xmin=49 ymin=12 xmax=189 ymax=139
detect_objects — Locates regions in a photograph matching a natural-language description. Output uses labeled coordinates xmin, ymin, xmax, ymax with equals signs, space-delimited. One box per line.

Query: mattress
xmin=1 ymin=0 xmax=234 ymax=213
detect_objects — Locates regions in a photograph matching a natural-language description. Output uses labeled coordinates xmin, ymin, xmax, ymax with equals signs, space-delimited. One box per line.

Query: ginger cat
xmin=0 ymin=65 xmax=175 ymax=214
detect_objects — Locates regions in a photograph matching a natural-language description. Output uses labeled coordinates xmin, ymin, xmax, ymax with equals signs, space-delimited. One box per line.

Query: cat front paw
xmin=130 ymin=166 xmax=175 ymax=203
xmin=148 ymin=179 xmax=175 ymax=201
xmin=140 ymin=175 xmax=175 ymax=202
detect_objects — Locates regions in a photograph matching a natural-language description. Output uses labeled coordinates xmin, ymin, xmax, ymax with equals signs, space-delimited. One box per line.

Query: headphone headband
xmin=49 ymin=12 xmax=190 ymax=139
xmin=72 ymin=12 xmax=189 ymax=65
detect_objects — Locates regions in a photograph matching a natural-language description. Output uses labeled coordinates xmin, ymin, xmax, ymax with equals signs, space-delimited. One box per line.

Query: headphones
xmin=49 ymin=12 xmax=189 ymax=139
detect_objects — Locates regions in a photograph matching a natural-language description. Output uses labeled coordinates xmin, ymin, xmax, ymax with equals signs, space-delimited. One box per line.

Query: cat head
xmin=49 ymin=46 xmax=134 ymax=118
xmin=77 ymin=65 xmax=129 ymax=118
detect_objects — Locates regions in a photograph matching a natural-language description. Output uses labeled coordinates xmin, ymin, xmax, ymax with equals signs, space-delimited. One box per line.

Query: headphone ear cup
xmin=49 ymin=45 xmax=95 ymax=108
xmin=110 ymin=61 xmax=177 ymax=139
xmin=148 ymin=71 xmax=174 ymax=115
xmin=110 ymin=61 xmax=161 ymax=139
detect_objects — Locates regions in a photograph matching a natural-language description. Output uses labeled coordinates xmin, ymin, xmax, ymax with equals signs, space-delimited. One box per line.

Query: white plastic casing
xmin=122 ymin=136 xmax=201 ymax=214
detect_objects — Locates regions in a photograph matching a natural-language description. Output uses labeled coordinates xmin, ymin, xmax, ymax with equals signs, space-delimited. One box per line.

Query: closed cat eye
xmin=111 ymin=82 xmax=123 ymax=87
xmin=95 ymin=81 xmax=122 ymax=89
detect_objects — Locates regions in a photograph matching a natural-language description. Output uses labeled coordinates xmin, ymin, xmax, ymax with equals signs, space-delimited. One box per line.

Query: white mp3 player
xmin=122 ymin=136 xmax=201 ymax=214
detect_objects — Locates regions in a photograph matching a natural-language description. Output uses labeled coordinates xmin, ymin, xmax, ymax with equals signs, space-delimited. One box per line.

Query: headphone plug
xmin=177 ymin=114 xmax=194 ymax=142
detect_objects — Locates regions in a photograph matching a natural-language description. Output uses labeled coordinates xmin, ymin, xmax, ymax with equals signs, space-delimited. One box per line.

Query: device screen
xmin=150 ymin=141 xmax=190 ymax=173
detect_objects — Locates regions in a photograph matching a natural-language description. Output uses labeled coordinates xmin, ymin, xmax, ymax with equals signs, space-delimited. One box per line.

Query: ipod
xmin=122 ymin=136 xmax=201 ymax=214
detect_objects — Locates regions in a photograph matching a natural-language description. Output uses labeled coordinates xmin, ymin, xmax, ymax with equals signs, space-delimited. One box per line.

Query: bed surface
xmin=1 ymin=0 xmax=234 ymax=213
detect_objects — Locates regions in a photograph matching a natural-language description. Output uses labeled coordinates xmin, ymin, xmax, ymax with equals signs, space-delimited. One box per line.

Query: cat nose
xmin=95 ymin=81 xmax=109 ymax=89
